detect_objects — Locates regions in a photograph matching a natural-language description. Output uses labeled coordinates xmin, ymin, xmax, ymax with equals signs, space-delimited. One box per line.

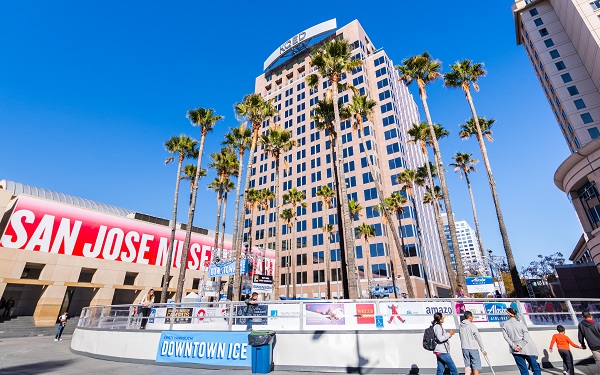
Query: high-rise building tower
xmin=513 ymin=1 xmax=600 ymax=269
xmin=242 ymin=19 xmax=451 ymax=298
xmin=441 ymin=213 xmax=484 ymax=274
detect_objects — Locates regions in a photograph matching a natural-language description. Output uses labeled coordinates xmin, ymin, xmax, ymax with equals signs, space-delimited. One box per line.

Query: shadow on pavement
xmin=0 ymin=360 xmax=74 ymax=374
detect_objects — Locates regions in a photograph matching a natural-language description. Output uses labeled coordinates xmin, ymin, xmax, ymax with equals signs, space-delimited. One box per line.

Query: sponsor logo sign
xmin=484 ymin=302 xmax=509 ymax=322
xmin=156 ymin=331 xmax=250 ymax=367
xmin=208 ymin=260 xmax=248 ymax=277
xmin=234 ymin=305 xmax=268 ymax=326
xmin=356 ymin=303 xmax=375 ymax=324
xmin=0 ymin=195 xmax=225 ymax=270
xmin=252 ymin=275 xmax=273 ymax=294
xmin=305 ymin=303 xmax=346 ymax=326
xmin=165 ymin=308 xmax=193 ymax=324
xmin=466 ymin=276 xmax=495 ymax=294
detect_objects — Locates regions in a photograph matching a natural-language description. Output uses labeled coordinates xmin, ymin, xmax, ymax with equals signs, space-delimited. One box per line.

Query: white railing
xmin=77 ymin=298 xmax=600 ymax=332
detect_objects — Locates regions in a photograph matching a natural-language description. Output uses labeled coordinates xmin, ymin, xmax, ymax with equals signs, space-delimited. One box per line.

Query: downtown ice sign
xmin=0 ymin=195 xmax=228 ymax=270
xmin=208 ymin=259 xmax=248 ymax=277
xmin=466 ymin=276 xmax=495 ymax=294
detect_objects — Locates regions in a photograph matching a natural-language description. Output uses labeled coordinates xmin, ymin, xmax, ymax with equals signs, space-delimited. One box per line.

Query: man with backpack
xmin=423 ymin=312 xmax=458 ymax=375
xmin=460 ymin=311 xmax=487 ymax=375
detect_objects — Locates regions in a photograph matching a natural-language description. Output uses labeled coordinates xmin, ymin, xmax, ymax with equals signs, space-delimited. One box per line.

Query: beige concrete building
xmin=244 ymin=20 xmax=451 ymax=298
xmin=513 ymin=1 xmax=600 ymax=270
xmin=0 ymin=180 xmax=223 ymax=326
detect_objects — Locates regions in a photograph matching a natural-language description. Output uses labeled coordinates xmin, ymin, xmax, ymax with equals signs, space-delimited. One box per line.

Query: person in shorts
xmin=459 ymin=311 xmax=486 ymax=375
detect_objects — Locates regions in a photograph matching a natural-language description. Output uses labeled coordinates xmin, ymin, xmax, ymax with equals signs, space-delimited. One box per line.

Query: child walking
xmin=549 ymin=325 xmax=581 ymax=375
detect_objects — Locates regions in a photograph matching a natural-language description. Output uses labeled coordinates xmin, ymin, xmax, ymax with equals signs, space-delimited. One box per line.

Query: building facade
xmin=513 ymin=1 xmax=600 ymax=271
xmin=0 ymin=180 xmax=231 ymax=326
xmin=441 ymin=214 xmax=484 ymax=275
xmin=243 ymin=20 xmax=451 ymax=298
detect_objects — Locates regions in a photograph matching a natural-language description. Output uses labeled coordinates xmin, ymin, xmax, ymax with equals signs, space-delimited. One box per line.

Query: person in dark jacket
xmin=244 ymin=292 xmax=259 ymax=331
xmin=578 ymin=310 xmax=600 ymax=373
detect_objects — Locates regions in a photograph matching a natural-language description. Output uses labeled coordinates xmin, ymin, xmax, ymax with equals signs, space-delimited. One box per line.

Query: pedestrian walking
xmin=578 ymin=310 xmax=600 ymax=374
xmin=54 ymin=312 xmax=68 ymax=341
xmin=460 ymin=311 xmax=487 ymax=375
xmin=139 ymin=289 xmax=154 ymax=329
xmin=432 ymin=312 xmax=459 ymax=375
xmin=549 ymin=324 xmax=581 ymax=375
xmin=3 ymin=297 xmax=15 ymax=316
xmin=244 ymin=292 xmax=259 ymax=331
xmin=502 ymin=307 xmax=541 ymax=375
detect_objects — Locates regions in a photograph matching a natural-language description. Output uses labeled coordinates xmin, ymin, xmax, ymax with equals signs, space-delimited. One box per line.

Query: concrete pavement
xmin=0 ymin=334 xmax=599 ymax=374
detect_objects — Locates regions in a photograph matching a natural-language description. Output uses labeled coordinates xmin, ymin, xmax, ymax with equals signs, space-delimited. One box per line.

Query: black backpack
xmin=423 ymin=324 xmax=437 ymax=351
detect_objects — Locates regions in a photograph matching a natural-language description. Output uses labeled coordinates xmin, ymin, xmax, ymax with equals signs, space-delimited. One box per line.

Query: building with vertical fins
xmin=243 ymin=19 xmax=451 ymax=298
xmin=512 ymin=1 xmax=600 ymax=270
xmin=441 ymin=213 xmax=484 ymax=274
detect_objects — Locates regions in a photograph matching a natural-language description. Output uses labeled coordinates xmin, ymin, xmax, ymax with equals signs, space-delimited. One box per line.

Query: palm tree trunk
xmin=285 ymin=237 xmax=290 ymax=298
xmin=418 ymin=81 xmax=466 ymax=290
xmin=273 ymin=159 xmax=281 ymax=300
xmin=177 ymin=133 xmax=206 ymax=302
xmin=231 ymin=150 xmax=245 ymax=300
xmin=383 ymin=229 xmax=398 ymax=298
xmin=464 ymin=90 xmax=524 ymax=297
xmin=464 ymin=173 xmax=485 ymax=259
xmin=234 ymin=127 xmax=259 ymax=301
xmin=410 ymin=182 xmax=433 ymax=298
xmin=212 ymin=190 xmax=224 ymax=271
xmin=365 ymin=241 xmax=371 ymax=298
xmin=220 ymin=193 xmax=228 ymax=258
xmin=161 ymin=153 xmax=184 ymax=303
xmin=423 ymin=149 xmax=458 ymax=296
xmin=292 ymin=228 xmax=297 ymax=298
xmin=325 ymin=231 xmax=332 ymax=299
xmin=331 ymin=81 xmax=359 ymax=299
xmin=359 ymin=123 xmax=415 ymax=297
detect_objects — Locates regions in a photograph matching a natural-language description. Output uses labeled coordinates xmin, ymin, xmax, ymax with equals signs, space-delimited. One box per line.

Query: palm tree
xmin=449 ymin=152 xmax=485 ymax=259
xmin=259 ymin=124 xmax=296 ymax=299
xmin=317 ymin=185 xmax=336 ymax=299
xmin=258 ymin=188 xmax=275 ymax=274
xmin=407 ymin=121 xmax=458 ymax=294
xmin=445 ymin=60 xmax=523 ymax=296
xmin=176 ymin=108 xmax=223 ymax=302
xmin=423 ymin=186 xmax=443 ymax=205
xmin=181 ymin=165 xmax=207 ymax=204
xmin=397 ymin=169 xmax=432 ymax=297
xmin=282 ymin=188 xmax=306 ymax=298
xmin=321 ymin=223 xmax=334 ymax=299
xmin=208 ymin=148 xmax=239 ymax=262
xmin=347 ymin=199 xmax=363 ymax=294
xmin=161 ymin=135 xmax=198 ymax=303
xmin=280 ymin=207 xmax=295 ymax=298
xmin=459 ymin=117 xmax=494 ymax=142
xmin=383 ymin=192 xmax=416 ymax=299
xmin=244 ymin=188 xmax=261 ymax=274
xmin=219 ymin=179 xmax=236 ymax=263
xmin=307 ymin=38 xmax=362 ymax=299
xmin=207 ymin=177 xmax=235 ymax=263
xmin=397 ymin=52 xmax=466 ymax=291
xmin=222 ymin=123 xmax=252 ymax=299
xmin=356 ymin=222 xmax=376 ymax=297
xmin=233 ymin=94 xmax=277 ymax=300
xmin=372 ymin=203 xmax=398 ymax=298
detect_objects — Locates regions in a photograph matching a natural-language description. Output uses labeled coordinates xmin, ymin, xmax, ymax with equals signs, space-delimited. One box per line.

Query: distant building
xmin=441 ymin=213 xmax=484 ymax=274
xmin=512 ymin=0 xmax=600 ymax=273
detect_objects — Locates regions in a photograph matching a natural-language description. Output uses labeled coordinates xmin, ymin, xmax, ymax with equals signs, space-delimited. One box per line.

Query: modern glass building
xmin=441 ymin=213 xmax=484 ymax=274
xmin=242 ymin=19 xmax=451 ymax=298
xmin=513 ymin=1 xmax=600 ymax=269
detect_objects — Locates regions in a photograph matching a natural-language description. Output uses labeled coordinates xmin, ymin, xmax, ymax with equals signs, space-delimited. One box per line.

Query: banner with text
xmin=208 ymin=260 xmax=248 ymax=277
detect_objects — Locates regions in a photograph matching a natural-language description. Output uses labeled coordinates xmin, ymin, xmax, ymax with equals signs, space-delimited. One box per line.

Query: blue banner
xmin=156 ymin=331 xmax=251 ymax=367
xmin=208 ymin=260 xmax=248 ymax=277
xmin=484 ymin=302 xmax=509 ymax=322
xmin=235 ymin=305 xmax=268 ymax=325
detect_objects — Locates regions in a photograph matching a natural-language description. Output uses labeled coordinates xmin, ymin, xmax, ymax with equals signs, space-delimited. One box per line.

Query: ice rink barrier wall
xmin=70 ymin=298 xmax=600 ymax=373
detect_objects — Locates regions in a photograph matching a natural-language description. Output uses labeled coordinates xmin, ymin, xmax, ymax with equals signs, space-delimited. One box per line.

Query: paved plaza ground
xmin=0 ymin=334 xmax=599 ymax=374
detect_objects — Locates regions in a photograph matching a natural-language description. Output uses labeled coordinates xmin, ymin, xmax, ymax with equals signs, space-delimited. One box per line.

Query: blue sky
xmin=0 ymin=0 xmax=582 ymax=268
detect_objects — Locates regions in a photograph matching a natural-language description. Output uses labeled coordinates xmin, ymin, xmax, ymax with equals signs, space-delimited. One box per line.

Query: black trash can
xmin=248 ymin=331 xmax=275 ymax=374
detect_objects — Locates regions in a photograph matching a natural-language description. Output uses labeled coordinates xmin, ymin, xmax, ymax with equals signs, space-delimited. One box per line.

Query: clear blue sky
xmin=0 ymin=0 xmax=582 ymax=269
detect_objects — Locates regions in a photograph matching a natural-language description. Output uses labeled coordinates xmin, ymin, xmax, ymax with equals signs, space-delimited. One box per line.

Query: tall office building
xmin=441 ymin=213 xmax=485 ymax=274
xmin=513 ymin=1 xmax=600 ymax=270
xmin=242 ymin=19 xmax=451 ymax=298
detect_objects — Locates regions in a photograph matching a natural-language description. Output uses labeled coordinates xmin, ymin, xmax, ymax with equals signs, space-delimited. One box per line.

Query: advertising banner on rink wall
xmin=156 ymin=331 xmax=251 ymax=367
xmin=0 ymin=195 xmax=231 ymax=270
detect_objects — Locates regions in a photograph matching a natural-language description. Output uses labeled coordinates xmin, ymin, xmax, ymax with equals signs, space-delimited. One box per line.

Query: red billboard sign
xmin=0 ymin=195 xmax=230 ymax=270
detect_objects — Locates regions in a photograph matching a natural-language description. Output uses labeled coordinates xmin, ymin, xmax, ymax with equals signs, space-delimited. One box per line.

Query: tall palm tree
xmin=449 ymin=152 xmax=485 ymax=259
xmin=181 ymin=165 xmax=207 ymax=205
xmin=356 ymin=222 xmax=376 ymax=297
xmin=459 ymin=117 xmax=494 ymax=142
xmin=280 ymin=207 xmax=295 ymax=298
xmin=258 ymin=188 xmax=275 ymax=274
xmin=383 ymin=192 xmax=416 ymax=298
xmin=176 ymin=108 xmax=223 ymax=302
xmin=233 ymin=94 xmax=277 ymax=300
xmin=219 ymin=179 xmax=236 ymax=262
xmin=347 ymin=199 xmax=363 ymax=294
xmin=283 ymin=188 xmax=306 ymax=298
xmin=317 ymin=185 xmax=336 ymax=299
xmin=207 ymin=177 xmax=235 ymax=263
xmin=259 ymin=124 xmax=296 ymax=299
xmin=348 ymin=93 xmax=416 ymax=297
xmin=321 ymin=223 xmax=334 ymax=299
xmin=372 ymin=203 xmax=399 ymax=298
xmin=244 ymin=188 xmax=260 ymax=274
xmin=396 ymin=169 xmax=432 ymax=297
xmin=307 ymin=38 xmax=362 ymax=299
xmin=423 ymin=186 xmax=443 ymax=205
xmin=445 ymin=60 xmax=523 ymax=296
xmin=161 ymin=135 xmax=198 ymax=303
xmin=222 ymin=123 xmax=252 ymax=299
xmin=397 ymin=52 xmax=465 ymax=291
xmin=407 ymin=122 xmax=458 ymax=294
xmin=208 ymin=148 xmax=239 ymax=262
